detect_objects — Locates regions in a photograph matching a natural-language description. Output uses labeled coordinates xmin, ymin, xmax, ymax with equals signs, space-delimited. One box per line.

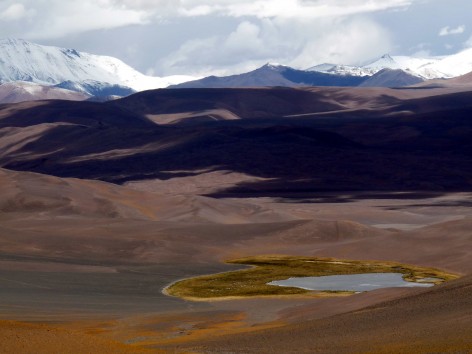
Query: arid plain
xmin=1 ymin=83 xmax=472 ymax=353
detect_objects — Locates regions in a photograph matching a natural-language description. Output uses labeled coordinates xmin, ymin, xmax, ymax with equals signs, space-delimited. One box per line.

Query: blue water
xmin=268 ymin=273 xmax=434 ymax=292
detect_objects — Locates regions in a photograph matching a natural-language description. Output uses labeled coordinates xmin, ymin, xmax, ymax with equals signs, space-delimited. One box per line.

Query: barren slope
xmin=187 ymin=274 xmax=472 ymax=353
xmin=0 ymin=167 xmax=471 ymax=352
xmin=0 ymin=82 xmax=88 ymax=104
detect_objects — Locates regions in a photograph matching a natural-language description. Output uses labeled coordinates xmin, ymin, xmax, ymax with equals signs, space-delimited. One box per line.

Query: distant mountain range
xmin=172 ymin=49 xmax=472 ymax=89
xmin=171 ymin=63 xmax=368 ymax=88
xmin=308 ymin=50 xmax=472 ymax=79
xmin=1 ymin=38 xmax=472 ymax=103
xmin=0 ymin=38 xmax=196 ymax=99
xmin=171 ymin=64 xmax=423 ymax=89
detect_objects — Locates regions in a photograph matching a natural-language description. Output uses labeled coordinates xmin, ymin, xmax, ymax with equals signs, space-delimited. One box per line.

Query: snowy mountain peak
xmin=307 ymin=63 xmax=374 ymax=77
xmin=0 ymin=38 xmax=17 ymax=46
xmin=307 ymin=49 xmax=472 ymax=80
xmin=0 ymin=38 xmax=197 ymax=92
xmin=364 ymin=54 xmax=399 ymax=70
xmin=415 ymin=47 xmax=472 ymax=79
xmin=380 ymin=53 xmax=394 ymax=60
xmin=0 ymin=38 xmax=30 ymax=47
xmin=262 ymin=62 xmax=289 ymax=71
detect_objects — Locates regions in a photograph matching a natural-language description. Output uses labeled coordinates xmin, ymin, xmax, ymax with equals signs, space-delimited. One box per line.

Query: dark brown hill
xmin=111 ymin=87 xmax=349 ymax=120
xmin=358 ymin=68 xmax=423 ymax=87
xmin=416 ymin=70 xmax=472 ymax=88
xmin=1 ymin=86 xmax=472 ymax=193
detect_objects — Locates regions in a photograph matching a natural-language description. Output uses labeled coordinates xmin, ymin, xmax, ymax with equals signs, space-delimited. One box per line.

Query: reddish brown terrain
xmin=0 ymin=85 xmax=472 ymax=353
xmin=0 ymin=82 xmax=88 ymax=104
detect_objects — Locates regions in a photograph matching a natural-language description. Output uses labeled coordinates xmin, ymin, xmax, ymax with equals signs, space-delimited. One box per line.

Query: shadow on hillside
xmin=2 ymin=90 xmax=472 ymax=197
xmin=205 ymin=190 xmax=449 ymax=202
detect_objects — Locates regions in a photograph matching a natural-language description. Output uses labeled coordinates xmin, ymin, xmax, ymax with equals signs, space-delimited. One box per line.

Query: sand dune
xmin=0 ymin=168 xmax=293 ymax=224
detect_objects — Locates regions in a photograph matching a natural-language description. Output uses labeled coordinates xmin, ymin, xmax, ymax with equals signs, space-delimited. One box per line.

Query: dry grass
xmin=166 ymin=255 xmax=458 ymax=300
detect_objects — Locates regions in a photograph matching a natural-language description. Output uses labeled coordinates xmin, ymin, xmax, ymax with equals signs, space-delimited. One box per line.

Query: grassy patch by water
xmin=165 ymin=256 xmax=458 ymax=300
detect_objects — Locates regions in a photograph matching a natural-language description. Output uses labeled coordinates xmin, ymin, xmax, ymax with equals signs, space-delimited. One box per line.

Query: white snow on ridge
xmin=387 ymin=56 xmax=439 ymax=72
xmin=0 ymin=38 xmax=197 ymax=91
xmin=418 ymin=47 xmax=472 ymax=79
xmin=363 ymin=54 xmax=401 ymax=70
xmin=308 ymin=49 xmax=472 ymax=79
xmin=18 ymin=81 xmax=43 ymax=95
xmin=307 ymin=63 xmax=374 ymax=77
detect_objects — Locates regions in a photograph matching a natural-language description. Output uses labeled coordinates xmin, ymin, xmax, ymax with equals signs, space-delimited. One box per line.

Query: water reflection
xmin=269 ymin=273 xmax=435 ymax=292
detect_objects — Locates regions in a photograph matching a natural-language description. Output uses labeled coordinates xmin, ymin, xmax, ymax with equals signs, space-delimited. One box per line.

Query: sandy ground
xmin=1 ymin=168 xmax=472 ymax=352
xmin=0 ymin=320 xmax=153 ymax=353
xmin=127 ymin=170 xmax=472 ymax=230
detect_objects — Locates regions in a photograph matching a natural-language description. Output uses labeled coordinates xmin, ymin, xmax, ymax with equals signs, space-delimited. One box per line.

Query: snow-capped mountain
xmin=54 ymin=80 xmax=135 ymax=97
xmin=363 ymin=54 xmax=438 ymax=73
xmin=308 ymin=54 xmax=437 ymax=78
xmin=308 ymin=49 xmax=472 ymax=80
xmin=171 ymin=63 xmax=368 ymax=88
xmin=418 ymin=48 xmax=472 ymax=79
xmin=307 ymin=63 xmax=375 ymax=77
xmin=0 ymin=38 xmax=196 ymax=92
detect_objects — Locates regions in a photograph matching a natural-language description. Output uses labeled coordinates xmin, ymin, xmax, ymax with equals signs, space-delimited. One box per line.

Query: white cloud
xmin=0 ymin=0 xmax=150 ymax=39
xmin=28 ymin=3 xmax=147 ymax=39
xmin=439 ymin=25 xmax=465 ymax=36
xmin=0 ymin=0 xmax=432 ymax=77
xmin=113 ymin=0 xmax=415 ymax=19
xmin=410 ymin=42 xmax=431 ymax=58
xmin=0 ymin=3 xmax=30 ymax=21
xmin=157 ymin=19 xmax=287 ymax=76
xmin=223 ymin=0 xmax=414 ymax=19
xmin=0 ymin=0 xmax=418 ymax=41
xmin=158 ymin=16 xmax=393 ymax=76
xmin=110 ymin=0 xmax=181 ymax=16
xmin=289 ymin=17 xmax=393 ymax=68
xmin=225 ymin=22 xmax=264 ymax=54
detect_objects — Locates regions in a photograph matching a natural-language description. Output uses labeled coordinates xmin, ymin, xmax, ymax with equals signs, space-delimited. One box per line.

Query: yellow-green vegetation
xmin=165 ymin=256 xmax=458 ymax=300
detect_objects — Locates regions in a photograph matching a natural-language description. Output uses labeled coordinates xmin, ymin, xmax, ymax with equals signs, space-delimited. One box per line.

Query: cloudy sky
xmin=1 ymin=0 xmax=471 ymax=77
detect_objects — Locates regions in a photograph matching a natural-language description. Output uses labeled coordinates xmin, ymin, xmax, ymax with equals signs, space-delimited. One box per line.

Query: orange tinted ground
xmin=0 ymin=320 xmax=155 ymax=354
xmin=91 ymin=311 xmax=283 ymax=349
xmin=0 ymin=312 xmax=283 ymax=353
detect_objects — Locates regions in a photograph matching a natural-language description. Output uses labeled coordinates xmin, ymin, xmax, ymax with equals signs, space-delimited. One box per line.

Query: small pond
xmin=268 ymin=273 xmax=435 ymax=292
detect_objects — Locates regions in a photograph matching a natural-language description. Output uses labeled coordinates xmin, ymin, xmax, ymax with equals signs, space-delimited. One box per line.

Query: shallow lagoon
xmin=268 ymin=273 xmax=435 ymax=292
